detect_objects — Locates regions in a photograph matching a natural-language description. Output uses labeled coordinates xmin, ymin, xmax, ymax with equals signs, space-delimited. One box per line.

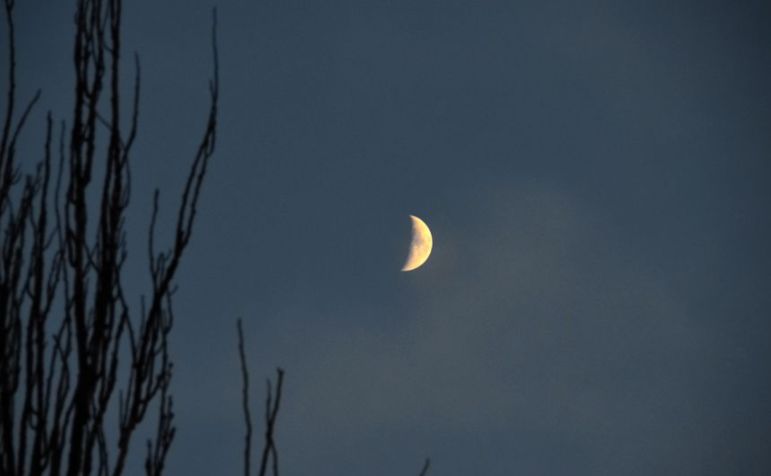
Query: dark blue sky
xmin=9 ymin=0 xmax=771 ymax=474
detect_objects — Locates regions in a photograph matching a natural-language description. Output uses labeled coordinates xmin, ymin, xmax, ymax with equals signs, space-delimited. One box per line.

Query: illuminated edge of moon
xmin=401 ymin=214 xmax=433 ymax=272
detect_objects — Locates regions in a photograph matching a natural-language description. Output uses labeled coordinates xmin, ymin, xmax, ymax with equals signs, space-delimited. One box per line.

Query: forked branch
xmin=237 ymin=319 xmax=284 ymax=476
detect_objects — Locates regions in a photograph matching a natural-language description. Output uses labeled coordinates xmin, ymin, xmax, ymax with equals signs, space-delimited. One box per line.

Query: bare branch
xmin=238 ymin=319 xmax=253 ymax=476
xmin=257 ymin=368 xmax=284 ymax=476
xmin=1 ymin=1 xmax=218 ymax=475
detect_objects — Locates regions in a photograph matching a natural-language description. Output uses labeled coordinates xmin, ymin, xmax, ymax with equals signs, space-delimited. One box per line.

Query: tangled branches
xmin=0 ymin=1 xmax=218 ymax=474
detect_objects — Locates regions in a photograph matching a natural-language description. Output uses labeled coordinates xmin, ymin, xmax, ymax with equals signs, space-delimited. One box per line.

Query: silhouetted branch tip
xmin=418 ymin=458 xmax=431 ymax=476
xmin=257 ymin=368 xmax=284 ymax=476
xmin=238 ymin=318 xmax=253 ymax=476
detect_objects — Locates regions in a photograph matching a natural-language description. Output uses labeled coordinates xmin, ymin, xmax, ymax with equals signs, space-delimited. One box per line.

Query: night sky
xmin=9 ymin=0 xmax=771 ymax=474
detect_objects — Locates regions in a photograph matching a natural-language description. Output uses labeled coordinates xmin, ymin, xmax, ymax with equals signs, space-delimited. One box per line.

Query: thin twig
xmin=418 ymin=458 xmax=431 ymax=476
xmin=257 ymin=368 xmax=284 ymax=476
xmin=238 ymin=318 xmax=253 ymax=476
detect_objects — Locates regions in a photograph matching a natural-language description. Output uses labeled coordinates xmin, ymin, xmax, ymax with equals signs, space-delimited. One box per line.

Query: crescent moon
xmin=401 ymin=215 xmax=433 ymax=272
